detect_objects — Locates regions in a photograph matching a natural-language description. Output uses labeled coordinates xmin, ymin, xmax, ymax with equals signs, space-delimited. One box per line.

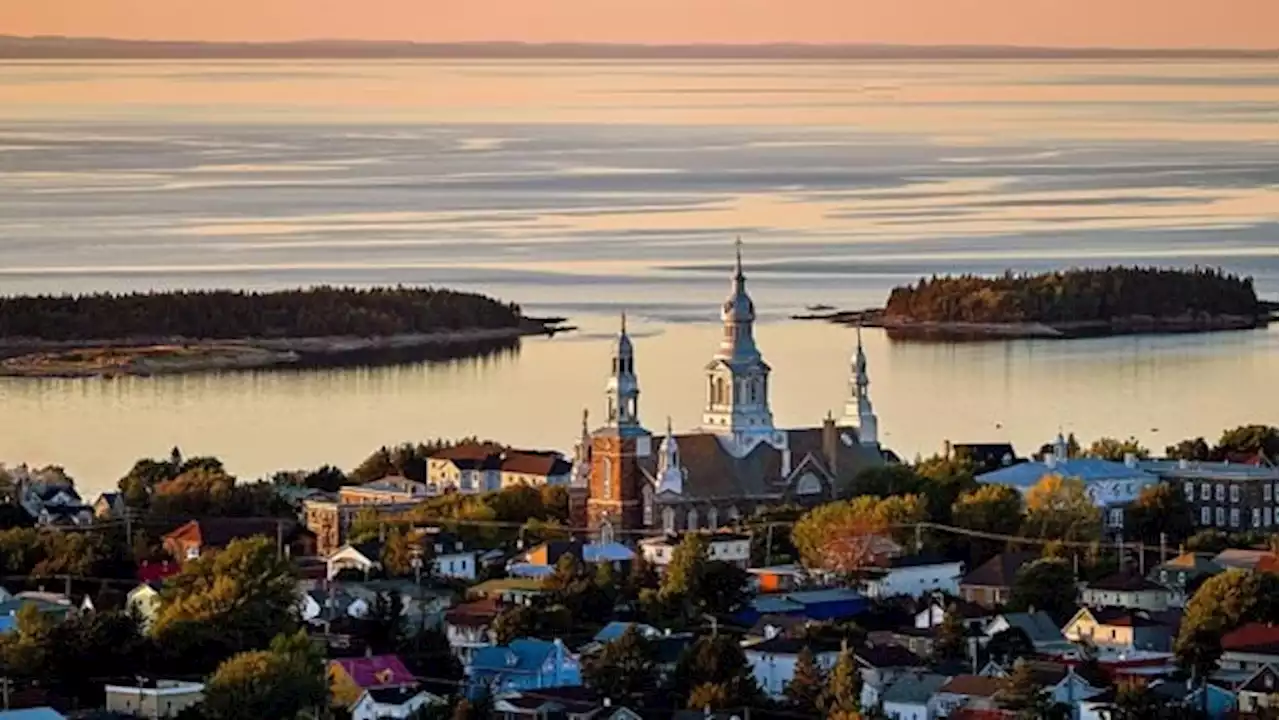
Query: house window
xmin=1230 ymin=485 xmax=1241 ymax=503
xmin=1201 ymin=483 xmax=1211 ymax=501
xmin=1230 ymin=508 xmax=1240 ymax=528
xmin=1254 ymin=509 xmax=1262 ymax=528
xmin=1215 ymin=507 xmax=1225 ymax=526
xmin=662 ymin=507 xmax=675 ymax=533
xmin=1108 ymin=508 xmax=1124 ymax=528
xmin=1201 ymin=506 xmax=1211 ymax=525
xmin=687 ymin=508 xmax=699 ymax=530
xmin=185 ymin=546 xmax=200 ymax=560
xmin=1183 ymin=482 xmax=1194 ymax=501
xmin=1215 ymin=484 xmax=1225 ymax=502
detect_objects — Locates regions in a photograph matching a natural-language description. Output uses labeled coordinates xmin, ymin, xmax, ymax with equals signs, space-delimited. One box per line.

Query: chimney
xmin=822 ymin=415 xmax=839 ymax=475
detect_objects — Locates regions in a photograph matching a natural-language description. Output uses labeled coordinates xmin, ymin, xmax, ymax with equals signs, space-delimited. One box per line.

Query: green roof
xmin=467 ymin=578 xmax=546 ymax=596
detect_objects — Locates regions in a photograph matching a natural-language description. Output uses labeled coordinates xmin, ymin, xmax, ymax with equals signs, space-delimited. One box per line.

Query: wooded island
xmin=0 ymin=286 xmax=562 ymax=377
xmin=803 ymin=267 xmax=1275 ymax=339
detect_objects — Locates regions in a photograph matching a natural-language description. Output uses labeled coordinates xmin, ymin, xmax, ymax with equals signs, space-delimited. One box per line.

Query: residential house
xmin=1062 ymin=607 xmax=1174 ymax=656
xmin=638 ymin=532 xmax=751 ymax=570
xmin=492 ymin=687 xmax=641 ymax=720
xmin=1080 ymin=572 xmax=1172 ymax=612
xmin=299 ymin=585 xmax=369 ymax=624
xmin=444 ymin=597 xmax=501 ymax=664
xmin=162 ymin=518 xmax=316 ymax=561
xmin=351 ymin=687 xmax=445 ymax=720
xmin=1148 ymin=553 xmax=1224 ymax=607
xmin=13 ymin=473 xmax=93 ymax=527
xmin=338 ymin=476 xmax=432 ymax=505
xmin=980 ymin=660 xmax=1108 ymax=709
xmin=734 ymin=587 xmax=869 ymax=625
xmin=745 ymin=614 xmax=812 ymax=644
xmin=1213 ymin=548 xmax=1279 ymax=573
xmin=304 ymin=497 xmax=421 ymax=556
xmin=861 ymin=555 xmax=964 ymax=599
xmin=467 ymin=578 xmax=548 ymax=606
xmin=960 ymin=552 xmax=1037 ymax=608
xmin=743 ymin=636 xmax=842 ymax=697
xmin=92 ymin=492 xmax=126 ymax=519
xmin=855 ymin=642 xmax=929 ymax=709
xmin=507 ymin=539 xmax=635 ymax=579
xmin=427 ymin=443 xmax=573 ymax=495
xmin=126 ymin=583 xmax=164 ymax=631
xmin=1219 ymin=623 xmax=1279 ymax=674
xmin=931 ymin=675 xmax=1006 ymax=717
xmin=945 ymin=441 xmax=1022 ymax=474
xmin=0 ymin=597 xmax=74 ymax=633
xmin=880 ymin=672 xmax=949 ymax=720
xmin=326 ymin=532 xmax=476 ymax=582
xmin=103 ymin=680 xmax=204 ymax=718
xmin=584 ymin=621 xmax=661 ymax=650
xmin=342 ymin=579 xmax=452 ymax=626
xmin=468 ymin=638 xmax=581 ymax=696
xmin=977 ymin=436 xmax=1158 ymax=540
xmin=914 ymin=598 xmax=992 ymax=632
xmin=1148 ymin=679 xmax=1238 ymax=719
xmin=748 ymin=563 xmax=809 ymax=593
xmin=328 ymin=655 xmax=418 ymax=707
xmin=1235 ymin=665 xmax=1279 ymax=716
xmin=1141 ymin=458 xmax=1278 ymax=532
xmin=983 ymin=611 xmax=1074 ymax=655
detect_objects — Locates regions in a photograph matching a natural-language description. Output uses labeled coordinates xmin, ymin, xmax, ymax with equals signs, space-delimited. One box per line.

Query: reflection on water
xmin=1 ymin=315 xmax=1274 ymax=495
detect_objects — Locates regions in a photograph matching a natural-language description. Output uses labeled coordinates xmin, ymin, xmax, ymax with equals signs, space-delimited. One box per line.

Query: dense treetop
xmin=884 ymin=266 xmax=1260 ymax=324
xmin=0 ymin=285 xmax=524 ymax=341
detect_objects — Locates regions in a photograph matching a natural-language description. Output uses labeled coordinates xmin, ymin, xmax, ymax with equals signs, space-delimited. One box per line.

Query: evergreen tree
xmin=826 ymin=644 xmax=863 ymax=714
xmin=783 ymin=645 xmax=827 ymax=714
xmin=583 ymin=626 xmax=659 ymax=703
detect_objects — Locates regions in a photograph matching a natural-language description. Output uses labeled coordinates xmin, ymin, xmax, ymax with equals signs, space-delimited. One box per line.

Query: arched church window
xmin=727 ymin=506 xmax=741 ymax=523
xmin=662 ymin=507 xmax=675 ymax=534
xmin=602 ymin=457 xmax=613 ymax=499
xmin=707 ymin=507 xmax=719 ymax=530
xmin=687 ymin=508 xmax=699 ymax=530
xmin=599 ymin=520 xmax=615 ymax=545
xmin=642 ymin=485 xmax=654 ymax=526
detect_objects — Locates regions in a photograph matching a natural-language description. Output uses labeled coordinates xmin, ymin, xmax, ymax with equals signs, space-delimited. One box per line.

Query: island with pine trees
xmin=799 ymin=266 xmax=1277 ymax=339
xmin=0 ymin=286 xmax=568 ymax=377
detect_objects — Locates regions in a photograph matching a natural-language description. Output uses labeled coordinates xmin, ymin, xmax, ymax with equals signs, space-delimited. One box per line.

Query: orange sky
xmin=2 ymin=0 xmax=1276 ymax=48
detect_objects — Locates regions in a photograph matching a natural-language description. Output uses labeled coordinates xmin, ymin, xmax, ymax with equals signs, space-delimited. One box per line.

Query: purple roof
xmin=332 ymin=655 xmax=415 ymax=689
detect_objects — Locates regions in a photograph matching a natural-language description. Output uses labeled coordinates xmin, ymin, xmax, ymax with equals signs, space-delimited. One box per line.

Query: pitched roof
xmin=855 ymin=642 xmax=926 ymax=669
xmin=744 ymin=636 xmax=842 ymax=655
xmin=593 ymin=621 xmax=657 ymax=643
xmin=1220 ymin=622 xmax=1279 ymax=655
xmin=978 ymin=458 xmax=1152 ymax=488
xmin=1213 ymin=549 xmax=1279 ymax=571
xmin=939 ymin=675 xmax=1006 ymax=697
xmin=994 ymin=611 xmax=1067 ymax=644
xmin=1153 ymin=553 xmax=1223 ymax=576
xmin=962 ymin=552 xmax=1037 ymax=588
xmin=882 ymin=672 xmax=950 ymax=704
xmin=167 ymin=518 xmax=310 ymax=549
xmin=330 ymin=655 xmax=415 ymax=689
xmin=471 ymin=639 xmax=561 ymax=674
xmin=1086 ymin=608 xmax=1167 ymax=629
xmin=1086 ymin=572 xmax=1167 ymax=592
xmin=1238 ymin=665 xmax=1278 ymax=694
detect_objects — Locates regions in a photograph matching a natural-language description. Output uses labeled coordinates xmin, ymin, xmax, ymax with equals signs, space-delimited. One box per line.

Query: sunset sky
xmin=2 ymin=0 xmax=1276 ymax=48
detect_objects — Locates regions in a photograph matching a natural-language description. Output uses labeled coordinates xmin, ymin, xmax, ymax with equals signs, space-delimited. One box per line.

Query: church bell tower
xmin=587 ymin=313 xmax=652 ymax=541
xmin=701 ymin=239 xmax=775 ymax=440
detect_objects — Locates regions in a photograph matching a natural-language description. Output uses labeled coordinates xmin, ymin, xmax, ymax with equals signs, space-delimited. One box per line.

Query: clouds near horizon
xmin=2 ymin=0 xmax=1275 ymax=49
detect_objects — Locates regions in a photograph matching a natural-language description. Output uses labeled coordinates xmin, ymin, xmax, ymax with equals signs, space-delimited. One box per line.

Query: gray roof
xmin=1139 ymin=459 xmax=1277 ymax=481
xmin=995 ymin=611 xmax=1068 ymax=644
xmin=978 ymin=458 xmax=1151 ymax=488
xmin=882 ymin=673 xmax=950 ymax=705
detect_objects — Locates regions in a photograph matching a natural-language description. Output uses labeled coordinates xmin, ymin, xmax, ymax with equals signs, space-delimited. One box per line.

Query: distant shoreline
xmin=0 ymin=36 xmax=1272 ymax=60
xmin=796 ymin=308 xmax=1278 ymax=340
xmin=0 ymin=321 xmax=569 ymax=378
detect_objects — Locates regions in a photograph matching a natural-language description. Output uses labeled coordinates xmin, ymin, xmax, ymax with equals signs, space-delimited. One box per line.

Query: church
xmin=569 ymin=242 xmax=889 ymax=542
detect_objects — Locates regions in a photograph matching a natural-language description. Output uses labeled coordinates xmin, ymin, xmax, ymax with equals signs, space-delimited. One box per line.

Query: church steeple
xmin=656 ymin=417 xmax=684 ymax=495
xmin=840 ymin=324 xmax=878 ymax=446
xmin=605 ymin=312 xmax=642 ymax=431
xmin=702 ymin=239 xmax=774 ymax=438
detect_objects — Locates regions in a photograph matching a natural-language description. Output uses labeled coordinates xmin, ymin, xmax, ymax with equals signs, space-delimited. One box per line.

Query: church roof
xmin=648 ymin=425 xmax=884 ymax=501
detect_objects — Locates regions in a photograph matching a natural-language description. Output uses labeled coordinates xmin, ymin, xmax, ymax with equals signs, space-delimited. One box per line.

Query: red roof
xmin=331 ymin=654 xmax=416 ymax=689
xmin=137 ymin=560 xmax=180 ymax=584
xmin=1221 ymin=623 xmax=1279 ymax=654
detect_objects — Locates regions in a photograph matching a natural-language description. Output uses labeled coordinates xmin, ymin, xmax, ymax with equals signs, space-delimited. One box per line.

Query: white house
xmin=103 ymin=680 xmax=204 ymax=719
xmin=327 ymin=535 xmax=477 ymax=582
xmin=1236 ymin=665 xmax=1279 ymax=716
xmin=983 ymin=612 xmax=1074 ymax=655
xmin=298 ymin=587 xmax=369 ymax=623
xmin=1061 ymin=607 xmax=1174 ymax=656
xmin=638 ymin=532 xmax=751 ymax=570
xmin=1079 ymin=572 xmax=1172 ymax=612
xmin=743 ymin=637 xmax=840 ymax=697
xmin=861 ymin=556 xmax=964 ymax=599
xmin=351 ymin=687 xmax=445 ymax=720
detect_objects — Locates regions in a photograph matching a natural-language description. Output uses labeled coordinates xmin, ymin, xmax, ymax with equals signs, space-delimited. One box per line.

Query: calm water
xmin=0 ymin=59 xmax=1275 ymax=493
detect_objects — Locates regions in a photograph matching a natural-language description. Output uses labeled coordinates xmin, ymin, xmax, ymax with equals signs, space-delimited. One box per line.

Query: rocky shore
xmin=794 ymin=307 xmax=1277 ymax=340
xmin=0 ymin=321 xmax=568 ymax=378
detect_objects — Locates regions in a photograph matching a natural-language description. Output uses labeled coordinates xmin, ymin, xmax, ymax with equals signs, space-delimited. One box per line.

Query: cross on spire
xmin=734 ymin=236 xmax=744 ymax=281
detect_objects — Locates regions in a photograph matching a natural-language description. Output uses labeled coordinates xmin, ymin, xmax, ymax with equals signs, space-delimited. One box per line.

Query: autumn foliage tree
xmin=793 ymin=494 xmax=927 ymax=575
xmin=1022 ymin=474 xmax=1100 ymax=542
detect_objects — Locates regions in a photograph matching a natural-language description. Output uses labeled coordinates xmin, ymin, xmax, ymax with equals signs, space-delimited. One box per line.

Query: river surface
xmin=0 ymin=59 xmax=1275 ymax=494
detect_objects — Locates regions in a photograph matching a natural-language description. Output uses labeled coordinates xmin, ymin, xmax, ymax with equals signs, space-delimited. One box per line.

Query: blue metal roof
xmin=593 ymin=621 xmax=655 ymax=643
xmin=785 ymin=588 xmax=865 ymax=605
xmin=471 ymin=639 xmax=557 ymax=674
xmin=751 ymin=596 xmax=806 ymax=614
xmin=978 ymin=458 xmax=1151 ymax=488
